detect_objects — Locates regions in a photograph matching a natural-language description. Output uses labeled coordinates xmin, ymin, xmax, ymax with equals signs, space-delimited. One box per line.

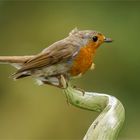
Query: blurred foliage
xmin=0 ymin=1 xmax=140 ymax=140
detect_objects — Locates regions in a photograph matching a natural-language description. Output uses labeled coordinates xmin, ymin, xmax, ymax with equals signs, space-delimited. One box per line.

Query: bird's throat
xmin=85 ymin=41 xmax=98 ymax=54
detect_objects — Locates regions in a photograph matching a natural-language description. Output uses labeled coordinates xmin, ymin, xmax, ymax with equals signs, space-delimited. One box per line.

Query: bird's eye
xmin=92 ymin=36 xmax=98 ymax=42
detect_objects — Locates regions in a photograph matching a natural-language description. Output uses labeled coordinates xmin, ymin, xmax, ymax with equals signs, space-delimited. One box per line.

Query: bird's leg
xmin=59 ymin=75 xmax=70 ymax=104
xmin=59 ymin=75 xmax=68 ymax=89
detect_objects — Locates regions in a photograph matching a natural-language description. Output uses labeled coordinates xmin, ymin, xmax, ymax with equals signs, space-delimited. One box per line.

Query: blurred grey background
xmin=0 ymin=1 xmax=139 ymax=140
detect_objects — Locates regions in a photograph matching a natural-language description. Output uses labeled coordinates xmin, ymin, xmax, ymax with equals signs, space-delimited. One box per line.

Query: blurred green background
xmin=0 ymin=1 xmax=139 ymax=140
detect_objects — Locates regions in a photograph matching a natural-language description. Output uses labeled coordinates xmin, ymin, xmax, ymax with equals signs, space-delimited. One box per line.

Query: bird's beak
xmin=104 ymin=38 xmax=113 ymax=43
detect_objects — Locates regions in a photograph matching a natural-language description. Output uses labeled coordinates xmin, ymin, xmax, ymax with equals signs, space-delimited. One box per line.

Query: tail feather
xmin=0 ymin=55 xmax=34 ymax=64
xmin=0 ymin=55 xmax=34 ymax=79
xmin=14 ymin=73 xmax=31 ymax=79
xmin=11 ymin=71 xmax=31 ymax=79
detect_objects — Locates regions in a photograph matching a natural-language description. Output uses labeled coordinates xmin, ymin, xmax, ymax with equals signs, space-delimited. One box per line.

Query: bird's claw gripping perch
xmin=72 ymin=85 xmax=85 ymax=96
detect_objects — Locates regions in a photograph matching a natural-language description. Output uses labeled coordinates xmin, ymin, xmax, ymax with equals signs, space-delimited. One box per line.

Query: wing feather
xmin=16 ymin=43 xmax=79 ymax=74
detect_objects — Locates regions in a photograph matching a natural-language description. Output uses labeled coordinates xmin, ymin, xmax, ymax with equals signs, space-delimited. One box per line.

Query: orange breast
xmin=69 ymin=46 xmax=95 ymax=76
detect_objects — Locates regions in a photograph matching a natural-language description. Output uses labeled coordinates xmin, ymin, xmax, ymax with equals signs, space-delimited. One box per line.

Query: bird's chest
xmin=69 ymin=47 xmax=94 ymax=76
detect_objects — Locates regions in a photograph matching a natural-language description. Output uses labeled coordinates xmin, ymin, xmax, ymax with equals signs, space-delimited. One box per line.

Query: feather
xmin=14 ymin=43 xmax=79 ymax=76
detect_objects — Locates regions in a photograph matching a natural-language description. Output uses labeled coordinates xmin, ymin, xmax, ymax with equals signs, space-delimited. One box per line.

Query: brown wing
xmin=16 ymin=43 xmax=79 ymax=74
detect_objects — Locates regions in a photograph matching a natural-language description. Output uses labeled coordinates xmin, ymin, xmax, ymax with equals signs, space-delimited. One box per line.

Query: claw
xmin=73 ymin=85 xmax=85 ymax=96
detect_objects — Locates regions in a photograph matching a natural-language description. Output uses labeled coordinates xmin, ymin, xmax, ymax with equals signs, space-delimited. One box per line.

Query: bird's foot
xmin=73 ymin=85 xmax=85 ymax=96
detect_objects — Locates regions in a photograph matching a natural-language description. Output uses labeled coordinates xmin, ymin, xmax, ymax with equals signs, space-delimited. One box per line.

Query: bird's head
xmin=69 ymin=28 xmax=112 ymax=49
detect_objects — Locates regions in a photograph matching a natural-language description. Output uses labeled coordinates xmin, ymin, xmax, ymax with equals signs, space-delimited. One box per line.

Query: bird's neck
xmin=85 ymin=41 xmax=98 ymax=54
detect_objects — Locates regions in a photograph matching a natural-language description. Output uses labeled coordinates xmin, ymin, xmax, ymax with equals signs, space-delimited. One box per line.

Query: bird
xmin=0 ymin=28 xmax=112 ymax=89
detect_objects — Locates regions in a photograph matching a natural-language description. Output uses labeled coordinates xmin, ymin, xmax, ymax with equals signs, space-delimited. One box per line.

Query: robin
xmin=0 ymin=28 xmax=112 ymax=89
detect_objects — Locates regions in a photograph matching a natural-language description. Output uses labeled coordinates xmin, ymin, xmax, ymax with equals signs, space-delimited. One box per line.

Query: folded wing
xmin=14 ymin=43 xmax=79 ymax=78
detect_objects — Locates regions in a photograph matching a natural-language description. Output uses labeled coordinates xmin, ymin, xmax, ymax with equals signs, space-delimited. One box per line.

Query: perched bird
xmin=0 ymin=28 xmax=112 ymax=88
